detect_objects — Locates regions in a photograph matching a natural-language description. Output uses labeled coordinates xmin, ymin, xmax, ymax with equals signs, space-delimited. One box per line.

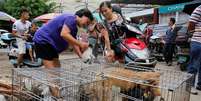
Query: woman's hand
xmin=80 ymin=42 xmax=89 ymax=53
xmin=73 ymin=45 xmax=82 ymax=58
xmin=105 ymin=49 xmax=115 ymax=62
xmin=73 ymin=42 xmax=89 ymax=58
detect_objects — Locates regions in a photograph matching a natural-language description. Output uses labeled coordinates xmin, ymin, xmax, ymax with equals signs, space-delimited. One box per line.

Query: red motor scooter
xmin=116 ymin=24 xmax=157 ymax=68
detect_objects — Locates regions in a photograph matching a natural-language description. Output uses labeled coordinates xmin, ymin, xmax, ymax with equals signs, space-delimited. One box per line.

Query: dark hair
xmin=170 ymin=18 xmax=175 ymax=24
xmin=20 ymin=8 xmax=29 ymax=15
xmin=99 ymin=1 xmax=112 ymax=10
xmin=75 ymin=8 xmax=94 ymax=21
xmin=99 ymin=1 xmax=122 ymax=18
xmin=31 ymin=20 xmax=37 ymax=27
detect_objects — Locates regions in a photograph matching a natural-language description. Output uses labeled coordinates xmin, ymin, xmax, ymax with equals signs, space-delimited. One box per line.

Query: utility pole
xmin=75 ymin=0 xmax=95 ymax=10
xmin=59 ymin=0 xmax=63 ymax=13
xmin=84 ymin=0 xmax=89 ymax=9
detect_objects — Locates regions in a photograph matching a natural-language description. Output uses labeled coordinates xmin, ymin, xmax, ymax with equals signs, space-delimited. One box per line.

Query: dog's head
xmin=82 ymin=47 xmax=95 ymax=64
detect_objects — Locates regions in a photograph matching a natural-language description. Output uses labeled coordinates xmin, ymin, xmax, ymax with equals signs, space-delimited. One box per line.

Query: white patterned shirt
xmin=189 ymin=5 xmax=201 ymax=43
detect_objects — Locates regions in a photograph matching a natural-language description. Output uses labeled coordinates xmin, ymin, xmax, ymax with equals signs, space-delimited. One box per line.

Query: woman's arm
xmin=100 ymin=28 xmax=111 ymax=50
xmin=60 ymin=24 xmax=88 ymax=57
xmin=96 ymin=23 xmax=111 ymax=50
xmin=61 ymin=24 xmax=82 ymax=47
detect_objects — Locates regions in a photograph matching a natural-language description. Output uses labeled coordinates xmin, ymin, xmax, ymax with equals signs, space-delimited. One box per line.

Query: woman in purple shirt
xmin=33 ymin=9 xmax=94 ymax=68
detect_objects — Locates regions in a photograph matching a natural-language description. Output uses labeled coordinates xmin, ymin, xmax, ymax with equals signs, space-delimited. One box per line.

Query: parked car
xmin=0 ymin=29 xmax=8 ymax=35
xmin=1 ymin=32 xmax=16 ymax=48
xmin=0 ymin=29 xmax=9 ymax=48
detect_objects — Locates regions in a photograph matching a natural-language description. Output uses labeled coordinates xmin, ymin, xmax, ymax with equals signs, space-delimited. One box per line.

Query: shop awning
xmin=124 ymin=8 xmax=154 ymax=18
xmin=158 ymin=3 xmax=186 ymax=14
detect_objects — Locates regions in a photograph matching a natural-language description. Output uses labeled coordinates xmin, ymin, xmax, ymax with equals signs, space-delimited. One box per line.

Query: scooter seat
xmin=10 ymin=59 xmax=42 ymax=67
xmin=10 ymin=59 xmax=17 ymax=65
xmin=23 ymin=59 xmax=42 ymax=67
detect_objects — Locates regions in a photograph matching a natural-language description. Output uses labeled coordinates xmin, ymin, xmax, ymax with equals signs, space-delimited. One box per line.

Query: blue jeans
xmin=26 ymin=42 xmax=33 ymax=49
xmin=188 ymin=41 xmax=201 ymax=86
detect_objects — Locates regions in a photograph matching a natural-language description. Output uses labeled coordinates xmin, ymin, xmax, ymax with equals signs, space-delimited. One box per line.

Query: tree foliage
xmin=2 ymin=0 xmax=58 ymax=19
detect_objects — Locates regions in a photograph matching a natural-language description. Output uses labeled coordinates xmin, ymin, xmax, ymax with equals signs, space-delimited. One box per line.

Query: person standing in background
xmin=26 ymin=21 xmax=38 ymax=62
xmin=12 ymin=8 xmax=31 ymax=67
xmin=163 ymin=18 xmax=177 ymax=66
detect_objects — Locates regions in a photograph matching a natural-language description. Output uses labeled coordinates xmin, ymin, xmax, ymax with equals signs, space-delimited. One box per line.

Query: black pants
xmin=35 ymin=43 xmax=59 ymax=60
xmin=163 ymin=43 xmax=175 ymax=63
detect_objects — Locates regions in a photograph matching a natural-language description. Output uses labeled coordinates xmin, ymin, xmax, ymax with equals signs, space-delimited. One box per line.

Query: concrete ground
xmin=0 ymin=48 xmax=200 ymax=101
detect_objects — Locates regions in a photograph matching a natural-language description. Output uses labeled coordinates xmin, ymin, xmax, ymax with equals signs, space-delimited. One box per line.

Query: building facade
xmin=52 ymin=0 xmax=111 ymax=13
xmin=158 ymin=3 xmax=190 ymax=25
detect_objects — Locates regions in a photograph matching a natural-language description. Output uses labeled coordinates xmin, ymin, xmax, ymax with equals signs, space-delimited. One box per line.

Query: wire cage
xmin=102 ymin=66 xmax=193 ymax=101
xmin=12 ymin=58 xmax=193 ymax=101
xmin=12 ymin=68 xmax=111 ymax=101
xmin=11 ymin=58 xmax=111 ymax=101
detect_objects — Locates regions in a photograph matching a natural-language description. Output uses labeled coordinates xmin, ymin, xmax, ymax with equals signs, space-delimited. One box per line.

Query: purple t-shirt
xmin=33 ymin=14 xmax=78 ymax=53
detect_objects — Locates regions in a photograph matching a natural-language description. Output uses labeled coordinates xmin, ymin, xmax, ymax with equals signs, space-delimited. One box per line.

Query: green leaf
xmin=2 ymin=0 xmax=57 ymax=19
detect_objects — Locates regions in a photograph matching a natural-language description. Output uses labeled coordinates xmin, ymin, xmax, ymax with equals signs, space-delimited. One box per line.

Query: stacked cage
xmin=60 ymin=59 xmax=193 ymax=101
xmin=12 ymin=58 xmax=193 ymax=101
xmin=12 ymin=59 xmax=109 ymax=101
xmin=102 ymin=67 xmax=192 ymax=101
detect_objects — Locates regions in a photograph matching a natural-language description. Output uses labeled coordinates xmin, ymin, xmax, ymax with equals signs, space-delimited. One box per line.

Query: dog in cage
xmin=106 ymin=68 xmax=161 ymax=101
xmin=78 ymin=68 xmax=161 ymax=101
xmin=17 ymin=68 xmax=161 ymax=101
xmin=20 ymin=77 xmax=57 ymax=101
xmin=78 ymin=80 xmax=109 ymax=101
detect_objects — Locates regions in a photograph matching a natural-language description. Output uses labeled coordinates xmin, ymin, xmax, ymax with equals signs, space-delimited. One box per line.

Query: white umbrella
xmin=34 ymin=13 xmax=61 ymax=23
xmin=0 ymin=11 xmax=16 ymax=22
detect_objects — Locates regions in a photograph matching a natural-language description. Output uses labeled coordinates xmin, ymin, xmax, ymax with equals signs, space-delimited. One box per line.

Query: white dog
xmin=82 ymin=47 xmax=95 ymax=64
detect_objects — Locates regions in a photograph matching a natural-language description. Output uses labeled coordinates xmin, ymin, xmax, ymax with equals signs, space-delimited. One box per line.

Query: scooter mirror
xmin=126 ymin=24 xmax=143 ymax=35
